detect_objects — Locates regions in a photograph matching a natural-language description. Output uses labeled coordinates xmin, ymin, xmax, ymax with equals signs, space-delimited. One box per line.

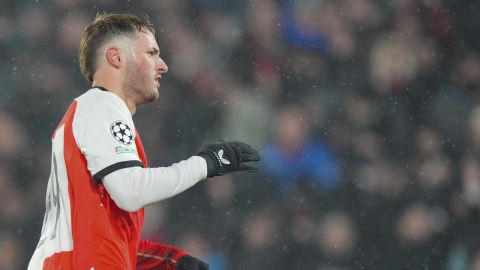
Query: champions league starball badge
xmin=110 ymin=120 xmax=133 ymax=145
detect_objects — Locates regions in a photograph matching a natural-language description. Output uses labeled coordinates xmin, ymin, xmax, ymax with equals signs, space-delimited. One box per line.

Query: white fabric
xmin=73 ymin=88 xmax=142 ymax=177
xmin=28 ymin=125 xmax=73 ymax=270
xmin=103 ymin=156 xmax=208 ymax=212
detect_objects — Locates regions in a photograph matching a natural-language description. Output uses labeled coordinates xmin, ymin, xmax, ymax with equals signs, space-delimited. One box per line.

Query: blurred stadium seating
xmin=1 ymin=0 xmax=480 ymax=269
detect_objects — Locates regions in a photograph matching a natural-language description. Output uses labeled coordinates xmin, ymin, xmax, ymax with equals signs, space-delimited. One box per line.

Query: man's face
xmin=123 ymin=31 xmax=168 ymax=104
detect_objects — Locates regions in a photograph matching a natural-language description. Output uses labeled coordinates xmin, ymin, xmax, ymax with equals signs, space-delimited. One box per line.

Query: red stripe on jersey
xmin=137 ymin=239 xmax=189 ymax=270
xmin=43 ymin=100 xmax=148 ymax=269
xmin=134 ymin=129 xmax=148 ymax=168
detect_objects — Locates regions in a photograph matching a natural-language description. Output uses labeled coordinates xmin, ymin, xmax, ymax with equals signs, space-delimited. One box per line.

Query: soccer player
xmin=28 ymin=13 xmax=260 ymax=270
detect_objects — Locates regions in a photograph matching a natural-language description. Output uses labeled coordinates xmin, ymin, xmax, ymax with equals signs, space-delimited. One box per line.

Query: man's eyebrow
xmin=150 ymin=47 xmax=160 ymax=54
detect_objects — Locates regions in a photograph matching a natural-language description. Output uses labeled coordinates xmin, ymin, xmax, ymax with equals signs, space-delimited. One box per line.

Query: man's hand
xmin=177 ymin=255 xmax=209 ymax=270
xmin=198 ymin=141 xmax=261 ymax=177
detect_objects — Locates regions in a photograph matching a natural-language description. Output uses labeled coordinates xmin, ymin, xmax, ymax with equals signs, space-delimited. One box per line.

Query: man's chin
xmin=147 ymin=90 xmax=159 ymax=102
xmin=154 ymin=87 xmax=160 ymax=98
xmin=138 ymin=88 xmax=159 ymax=104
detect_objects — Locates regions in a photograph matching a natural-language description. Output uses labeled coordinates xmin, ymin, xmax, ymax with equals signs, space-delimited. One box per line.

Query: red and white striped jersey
xmin=28 ymin=87 xmax=149 ymax=269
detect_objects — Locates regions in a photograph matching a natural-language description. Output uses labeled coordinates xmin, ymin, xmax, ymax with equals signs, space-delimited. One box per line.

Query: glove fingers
xmin=177 ymin=255 xmax=209 ymax=270
xmin=239 ymin=164 xmax=258 ymax=172
xmin=230 ymin=142 xmax=261 ymax=162
xmin=198 ymin=261 xmax=209 ymax=270
xmin=231 ymin=141 xmax=255 ymax=153
xmin=241 ymin=152 xmax=261 ymax=162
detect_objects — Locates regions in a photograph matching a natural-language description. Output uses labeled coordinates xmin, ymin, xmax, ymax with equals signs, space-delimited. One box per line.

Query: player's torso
xmin=29 ymin=89 xmax=148 ymax=270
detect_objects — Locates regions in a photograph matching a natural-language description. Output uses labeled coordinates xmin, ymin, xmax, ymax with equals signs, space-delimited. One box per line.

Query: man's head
xmin=78 ymin=13 xmax=167 ymax=104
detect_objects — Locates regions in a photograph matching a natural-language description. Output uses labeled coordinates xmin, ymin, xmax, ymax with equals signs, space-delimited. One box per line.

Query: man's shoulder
xmin=72 ymin=88 xmax=132 ymax=125
xmin=75 ymin=88 xmax=128 ymax=113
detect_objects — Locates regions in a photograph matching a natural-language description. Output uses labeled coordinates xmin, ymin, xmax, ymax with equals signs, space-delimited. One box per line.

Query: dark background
xmin=1 ymin=0 xmax=480 ymax=269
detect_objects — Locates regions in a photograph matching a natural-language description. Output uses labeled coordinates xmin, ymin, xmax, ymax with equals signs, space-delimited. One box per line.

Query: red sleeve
xmin=136 ymin=239 xmax=189 ymax=270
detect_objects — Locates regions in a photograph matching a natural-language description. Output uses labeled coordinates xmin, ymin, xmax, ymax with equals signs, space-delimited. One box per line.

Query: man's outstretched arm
xmin=102 ymin=141 xmax=260 ymax=212
xmin=103 ymin=156 xmax=207 ymax=212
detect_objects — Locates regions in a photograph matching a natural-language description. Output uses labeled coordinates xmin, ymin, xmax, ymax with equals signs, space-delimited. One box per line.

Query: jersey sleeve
xmin=73 ymin=91 xmax=143 ymax=182
xmin=136 ymin=239 xmax=189 ymax=270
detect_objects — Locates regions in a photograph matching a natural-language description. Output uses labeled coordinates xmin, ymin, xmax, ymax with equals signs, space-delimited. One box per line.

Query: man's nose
xmin=157 ymin=58 xmax=168 ymax=74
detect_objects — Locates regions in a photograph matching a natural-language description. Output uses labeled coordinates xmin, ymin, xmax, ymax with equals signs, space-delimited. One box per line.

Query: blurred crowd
xmin=1 ymin=0 xmax=480 ymax=269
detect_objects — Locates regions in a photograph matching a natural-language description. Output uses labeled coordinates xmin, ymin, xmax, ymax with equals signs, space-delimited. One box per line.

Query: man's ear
xmin=105 ymin=47 xmax=122 ymax=69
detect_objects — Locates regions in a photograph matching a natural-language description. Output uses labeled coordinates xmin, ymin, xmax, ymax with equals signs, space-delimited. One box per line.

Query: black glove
xmin=177 ymin=255 xmax=209 ymax=270
xmin=197 ymin=141 xmax=261 ymax=177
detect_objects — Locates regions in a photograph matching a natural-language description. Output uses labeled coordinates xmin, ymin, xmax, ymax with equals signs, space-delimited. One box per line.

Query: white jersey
xmin=28 ymin=88 xmax=147 ymax=269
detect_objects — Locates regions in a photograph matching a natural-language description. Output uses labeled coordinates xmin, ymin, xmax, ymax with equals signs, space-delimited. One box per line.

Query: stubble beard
xmin=123 ymin=61 xmax=159 ymax=105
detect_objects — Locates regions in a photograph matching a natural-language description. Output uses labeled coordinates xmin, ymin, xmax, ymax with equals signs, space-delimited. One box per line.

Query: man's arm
xmin=137 ymin=240 xmax=208 ymax=270
xmin=103 ymin=156 xmax=207 ymax=212
xmin=103 ymin=141 xmax=261 ymax=212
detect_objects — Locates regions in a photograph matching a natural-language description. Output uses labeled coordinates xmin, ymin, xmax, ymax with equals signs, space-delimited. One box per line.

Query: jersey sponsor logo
xmin=218 ymin=149 xmax=231 ymax=165
xmin=114 ymin=146 xmax=136 ymax=154
xmin=110 ymin=121 xmax=133 ymax=145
